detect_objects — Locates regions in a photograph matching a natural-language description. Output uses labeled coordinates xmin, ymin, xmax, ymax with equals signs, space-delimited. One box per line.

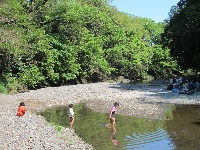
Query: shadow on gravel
xmin=108 ymin=83 xmax=136 ymax=90
xmin=108 ymin=83 xmax=200 ymax=104
xmin=108 ymin=83 xmax=164 ymax=91
xmin=192 ymin=122 xmax=200 ymax=126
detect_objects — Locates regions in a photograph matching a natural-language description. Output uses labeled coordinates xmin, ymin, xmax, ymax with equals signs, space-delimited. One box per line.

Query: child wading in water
xmin=68 ymin=104 xmax=75 ymax=128
xmin=16 ymin=102 xmax=27 ymax=117
xmin=107 ymin=102 xmax=119 ymax=127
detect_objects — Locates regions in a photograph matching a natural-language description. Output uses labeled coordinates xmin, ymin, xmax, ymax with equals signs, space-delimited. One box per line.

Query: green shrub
xmin=0 ymin=74 xmax=26 ymax=94
xmin=0 ymin=83 xmax=8 ymax=94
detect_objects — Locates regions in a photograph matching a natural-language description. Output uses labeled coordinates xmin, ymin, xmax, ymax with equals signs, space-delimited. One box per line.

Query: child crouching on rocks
xmin=68 ymin=104 xmax=75 ymax=128
xmin=16 ymin=102 xmax=27 ymax=117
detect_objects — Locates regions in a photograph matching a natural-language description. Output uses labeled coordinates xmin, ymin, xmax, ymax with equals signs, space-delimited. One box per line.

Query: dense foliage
xmin=0 ymin=0 xmax=178 ymax=92
xmin=162 ymin=0 xmax=200 ymax=71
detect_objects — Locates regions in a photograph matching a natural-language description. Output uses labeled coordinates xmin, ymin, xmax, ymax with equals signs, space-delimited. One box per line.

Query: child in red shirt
xmin=16 ymin=102 xmax=27 ymax=117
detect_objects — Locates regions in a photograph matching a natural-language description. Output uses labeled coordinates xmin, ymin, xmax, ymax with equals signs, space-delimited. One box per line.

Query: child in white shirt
xmin=68 ymin=104 xmax=74 ymax=128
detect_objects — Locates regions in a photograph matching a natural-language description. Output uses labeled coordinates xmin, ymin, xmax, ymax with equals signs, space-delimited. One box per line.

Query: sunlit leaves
xmin=0 ymin=0 xmax=179 ymax=90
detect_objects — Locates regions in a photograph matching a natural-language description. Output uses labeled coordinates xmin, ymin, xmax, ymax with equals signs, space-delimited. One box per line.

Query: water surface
xmin=38 ymin=104 xmax=200 ymax=150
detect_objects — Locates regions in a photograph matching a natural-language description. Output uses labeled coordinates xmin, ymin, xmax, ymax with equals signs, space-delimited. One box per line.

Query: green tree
xmin=162 ymin=0 xmax=200 ymax=71
xmin=42 ymin=1 xmax=112 ymax=82
xmin=142 ymin=19 xmax=178 ymax=79
xmin=0 ymin=0 xmax=180 ymax=92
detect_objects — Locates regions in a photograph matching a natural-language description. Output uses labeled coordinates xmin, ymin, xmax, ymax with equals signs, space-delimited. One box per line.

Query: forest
xmin=0 ymin=0 xmax=199 ymax=93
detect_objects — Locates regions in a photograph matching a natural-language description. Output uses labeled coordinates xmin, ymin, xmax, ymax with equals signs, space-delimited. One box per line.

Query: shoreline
xmin=15 ymin=82 xmax=200 ymax=119
xmin=1 ymin=82 xmax=200 ymax=149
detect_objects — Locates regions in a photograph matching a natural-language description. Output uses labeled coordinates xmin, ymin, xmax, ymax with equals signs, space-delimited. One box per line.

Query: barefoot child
xmin=16 ymin=102 xmax=27 ymax=117
xmin=107 ymin=102 xmax=119 ymax=127
xmin=68 ymin=104 xmax=74 ymax=128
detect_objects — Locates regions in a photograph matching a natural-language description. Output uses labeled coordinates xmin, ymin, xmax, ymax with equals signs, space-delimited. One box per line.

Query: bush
xmin=0 ymin=74 xmax=25 ymax=94
xmin=0 ymin=83 xmax=8 ymax=94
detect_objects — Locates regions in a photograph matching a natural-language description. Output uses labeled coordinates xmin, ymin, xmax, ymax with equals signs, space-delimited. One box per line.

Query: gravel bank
xmin=1 ymin=82 xmax=200 ymax=149
xmin=0 ymin=94 xmax=92 ymax=150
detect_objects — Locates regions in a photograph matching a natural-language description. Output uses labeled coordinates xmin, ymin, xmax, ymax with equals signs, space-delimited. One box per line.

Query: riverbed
xmin=1 ymin=82 xmax=200 ymax=149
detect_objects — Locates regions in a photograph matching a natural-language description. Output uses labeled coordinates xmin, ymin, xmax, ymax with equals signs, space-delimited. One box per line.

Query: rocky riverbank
xmin=1 ymin=82 xmax=200 ymax=149
xmin=0 ymin=94 xmax=92 ymax=150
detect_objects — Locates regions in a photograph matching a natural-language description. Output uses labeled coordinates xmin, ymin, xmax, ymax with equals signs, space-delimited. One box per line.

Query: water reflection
xmin=106 ymin=125 xmax=119 ymax=146
xmin=166 ymin=105 xmax=200 ymax=150
xmin=38 ymin=104 xmax=200 ymax=150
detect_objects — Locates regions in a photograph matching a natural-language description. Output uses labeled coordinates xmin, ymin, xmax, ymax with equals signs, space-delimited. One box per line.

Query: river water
xmin=38 ymin=104 xmax=200 ymax=150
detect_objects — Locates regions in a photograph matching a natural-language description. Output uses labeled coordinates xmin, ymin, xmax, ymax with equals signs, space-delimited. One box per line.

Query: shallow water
xmin=38 ymin=104 xmax=200 ymax=150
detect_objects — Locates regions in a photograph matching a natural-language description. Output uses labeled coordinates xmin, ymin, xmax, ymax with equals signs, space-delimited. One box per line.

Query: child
xmin=68 ymin=104 xmax=74 ymax=128
xmin=16 ymin=102 xmax=27 ymax=117
xmin=107 ymin=102 xmax=119 ymax=127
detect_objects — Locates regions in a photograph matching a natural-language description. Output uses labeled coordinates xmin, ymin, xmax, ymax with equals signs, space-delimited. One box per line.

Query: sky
xmin=109 ymin=0 xmax=180 ymax=22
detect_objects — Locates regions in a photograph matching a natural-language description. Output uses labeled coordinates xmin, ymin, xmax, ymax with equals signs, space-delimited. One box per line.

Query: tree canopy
xmin=162 ymin=0 xmax=200 ymax=71
xmin=0 ymin=0 xmax=179 ymax=92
